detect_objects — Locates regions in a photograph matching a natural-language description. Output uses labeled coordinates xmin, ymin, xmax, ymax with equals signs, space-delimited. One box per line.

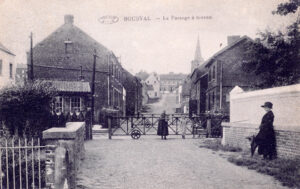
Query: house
xmin=193 ymin=35 xmax=262 ymax=114
xmin=0 ymin=42 xmax=16 ymax=89
xmin=44 ymin=80 xmax=92 ymax=114
xmin=159 ymin=72 xmax=187 ymax=93
xmin=145 ymin=72 xmax=160 ymax=98
xmin=29 ymin=15 xmax=133 ymax=123
xmin=122 ymin=70 xmax=143 ymax=116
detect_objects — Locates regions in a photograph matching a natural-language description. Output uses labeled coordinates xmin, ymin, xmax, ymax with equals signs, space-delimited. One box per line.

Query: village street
xmin=77 ymin=93 xmax=286 ymax=189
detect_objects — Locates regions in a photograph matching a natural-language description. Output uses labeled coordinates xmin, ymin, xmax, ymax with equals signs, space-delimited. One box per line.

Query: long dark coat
xmin=256 ymin=111 xmax=276 ymax=157
xmin=52 ymin=113 xmax=66 ymax=127
xmin=157 ymin=118 xmax=169 ymax=136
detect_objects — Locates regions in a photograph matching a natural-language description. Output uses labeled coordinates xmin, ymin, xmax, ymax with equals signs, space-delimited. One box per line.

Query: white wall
xmin=0 ymin=50 xmax=15 ymax=89
xmin=230 ymin=84 xmax=300 ymax=130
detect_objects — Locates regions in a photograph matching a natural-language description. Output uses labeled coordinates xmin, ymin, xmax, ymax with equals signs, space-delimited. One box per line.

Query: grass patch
xmin=199 ymin=138 xmax=300 ymax=188
xmin=199 ymin=138 xmax=242 ymax=152
xmin=228 ymin=154 xmax=300 ymax=188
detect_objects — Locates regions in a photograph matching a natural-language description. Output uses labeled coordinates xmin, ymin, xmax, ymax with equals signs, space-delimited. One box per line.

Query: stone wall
xmin=43 ymin=122 xmax=86 ymax=189
xmin=222 ymin=84 xmax=300 ymax=159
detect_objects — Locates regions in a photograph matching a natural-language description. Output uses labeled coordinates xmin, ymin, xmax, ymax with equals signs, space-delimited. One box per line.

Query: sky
xmin=0 ymin=0 xmax=297 ymax=74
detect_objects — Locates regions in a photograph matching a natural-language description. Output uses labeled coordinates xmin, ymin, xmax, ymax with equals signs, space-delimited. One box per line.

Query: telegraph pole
xmin=29 ymin=32 xmax=34 ymax=82
xmin=91 ymin=49 xmax=97 ymax=125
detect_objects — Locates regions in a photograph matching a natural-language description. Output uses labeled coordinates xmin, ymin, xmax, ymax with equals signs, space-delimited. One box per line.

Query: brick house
xmin=29 ymin=15 xmax=138 ymax=123
xmin=192 ymin=35 xmax=262 ymax=115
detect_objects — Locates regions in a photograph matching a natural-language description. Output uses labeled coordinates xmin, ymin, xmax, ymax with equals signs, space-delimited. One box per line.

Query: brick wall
xmin=222 ymin=123 xmax=300 ymax=159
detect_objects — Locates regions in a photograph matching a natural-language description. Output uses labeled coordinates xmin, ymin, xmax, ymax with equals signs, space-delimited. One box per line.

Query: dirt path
xmin=77 ymin=136 xmax=286 ymax=189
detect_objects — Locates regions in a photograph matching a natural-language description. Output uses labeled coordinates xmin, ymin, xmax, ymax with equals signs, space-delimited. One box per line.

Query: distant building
xmin=0 ymin=42 xmax=15 ymax=89
xmin=159 ymin=72 xmax=187 ymax=93
xmin=181 ymin=77 xmax=191 ymax=114
xmin=145 ymin=72 xmax=160 ymax=98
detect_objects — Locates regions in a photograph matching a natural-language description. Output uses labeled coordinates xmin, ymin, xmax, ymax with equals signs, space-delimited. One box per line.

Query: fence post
xmin=45 ymin=145 xmax=56 ymax=189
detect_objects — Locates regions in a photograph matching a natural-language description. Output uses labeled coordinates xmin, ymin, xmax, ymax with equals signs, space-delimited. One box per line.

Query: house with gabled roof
xmin=29 ymin=15 xmax=136 ymax=123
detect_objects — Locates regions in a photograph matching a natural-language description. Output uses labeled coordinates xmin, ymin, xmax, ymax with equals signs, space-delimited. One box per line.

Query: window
xmin=208 ymin=69 xmax=211 ymax=81
xmin=54 ymin=97 xmax=63 ymax=112
xmin=70 ymin=97 xmax=80 ymax=112
xmin=213 ymin=66 xmax=215 ymax=79
xmin=64 ymin=39 xmax=73 ymax=54
xmin=0 ymin=60 xmax=2 ymax=75
xmin=9 ymin=63 xmax=13 ymax=78
xmin=155 ymin=92 xmax=157 ymax=97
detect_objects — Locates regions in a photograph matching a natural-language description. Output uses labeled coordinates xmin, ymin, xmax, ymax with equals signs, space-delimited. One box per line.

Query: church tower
xmin=191 ymin=36 xmax=204 ymax=73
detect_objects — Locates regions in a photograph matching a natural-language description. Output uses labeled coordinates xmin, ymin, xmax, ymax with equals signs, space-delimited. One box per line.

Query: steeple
xmin=191 ymin=35 xmax=204 ymax=73
xmin=194 ymin=35 xmax=203 ymax=62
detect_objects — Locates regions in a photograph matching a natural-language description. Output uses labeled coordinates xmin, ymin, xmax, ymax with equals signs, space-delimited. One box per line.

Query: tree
xmin=0 ymin=81 xmax=57 ymax=137
xmin=242 ymin=1 xmax=300 ymax=88
xmin=273 ymin=0 xmax=300 ymax=15
xmin=135 ymin=70 xmax=150 ymax=81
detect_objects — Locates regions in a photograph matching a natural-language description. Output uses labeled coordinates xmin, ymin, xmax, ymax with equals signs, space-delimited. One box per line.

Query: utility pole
xmin=107 ymin=53 xmax=111 ymax=106
xmin=91 ymin=49 xmax=97 ymax=125
xmin=29 ymin=32 xmax=34 ymax=82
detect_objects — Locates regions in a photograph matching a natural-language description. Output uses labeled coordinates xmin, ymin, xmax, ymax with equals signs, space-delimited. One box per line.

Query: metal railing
xmin=0 ymin=138 xmax=46 ymax=189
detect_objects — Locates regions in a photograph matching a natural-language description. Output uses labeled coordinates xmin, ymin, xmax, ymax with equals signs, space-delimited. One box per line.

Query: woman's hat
xmin=261 ymin=102 xmax=273 ymax=109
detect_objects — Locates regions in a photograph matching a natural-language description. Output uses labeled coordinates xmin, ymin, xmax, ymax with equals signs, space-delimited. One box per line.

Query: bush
xmin=0 ymin=81 xmax=57 ymax=137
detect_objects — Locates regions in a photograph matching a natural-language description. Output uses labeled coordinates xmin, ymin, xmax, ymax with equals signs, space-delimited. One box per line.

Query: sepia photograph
xmin=0 ymin=0 xmax=299 ymax=188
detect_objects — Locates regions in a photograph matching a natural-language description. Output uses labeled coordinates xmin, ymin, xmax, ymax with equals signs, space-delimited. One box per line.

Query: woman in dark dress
xmin=255 ymin=102 xmax=277 ymax=160
xmin=157 ymin=111 xmax=169 ymax=140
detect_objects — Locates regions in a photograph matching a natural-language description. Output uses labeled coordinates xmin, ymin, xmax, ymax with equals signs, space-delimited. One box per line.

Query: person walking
xmin=157 ymin=111 xmax=169 ymax=140
xmin=255 ymin=102 xmax=277 ymax=160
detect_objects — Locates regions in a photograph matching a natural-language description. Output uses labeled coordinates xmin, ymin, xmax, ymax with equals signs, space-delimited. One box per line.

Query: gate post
xmin=207 ymin=118 xmax=212 ymax=138
xmin=108 ymin=116 xmax=112 ymax=140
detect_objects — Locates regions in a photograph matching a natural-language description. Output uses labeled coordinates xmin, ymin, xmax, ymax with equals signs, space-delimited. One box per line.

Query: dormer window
xmin=64 ymin=39 xmax=73 ymax=54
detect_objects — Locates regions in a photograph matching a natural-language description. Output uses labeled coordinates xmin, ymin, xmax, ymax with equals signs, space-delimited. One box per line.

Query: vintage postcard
xmin=0 ymin=0 xmax=299 ymax=188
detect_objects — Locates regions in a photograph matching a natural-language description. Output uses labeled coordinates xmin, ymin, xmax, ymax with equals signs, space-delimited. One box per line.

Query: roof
xmin=43 ymin=80 xmax=91 ymax=93
xmin=0 ymin=42 xmax=15 ymax=56
xmin=32 ymin=16 xmax=112 ymax=72
xmin=203 ymin=35 xmax=253 ymax=68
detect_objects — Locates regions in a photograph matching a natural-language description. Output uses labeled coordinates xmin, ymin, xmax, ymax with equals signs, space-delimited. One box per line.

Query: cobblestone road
xmin=77 ymin=135 xmax=286 ymax=189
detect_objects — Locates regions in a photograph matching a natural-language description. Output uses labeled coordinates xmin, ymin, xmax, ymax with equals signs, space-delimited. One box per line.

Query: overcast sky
xmin=0 ymin=0 xmax=297 ymax=74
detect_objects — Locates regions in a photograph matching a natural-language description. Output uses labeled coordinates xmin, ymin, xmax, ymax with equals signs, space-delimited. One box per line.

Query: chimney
xmin=227 ymin=35 xmax=240 ymax=46
xmin=64 ymin=15 xmax=74 ymax=25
